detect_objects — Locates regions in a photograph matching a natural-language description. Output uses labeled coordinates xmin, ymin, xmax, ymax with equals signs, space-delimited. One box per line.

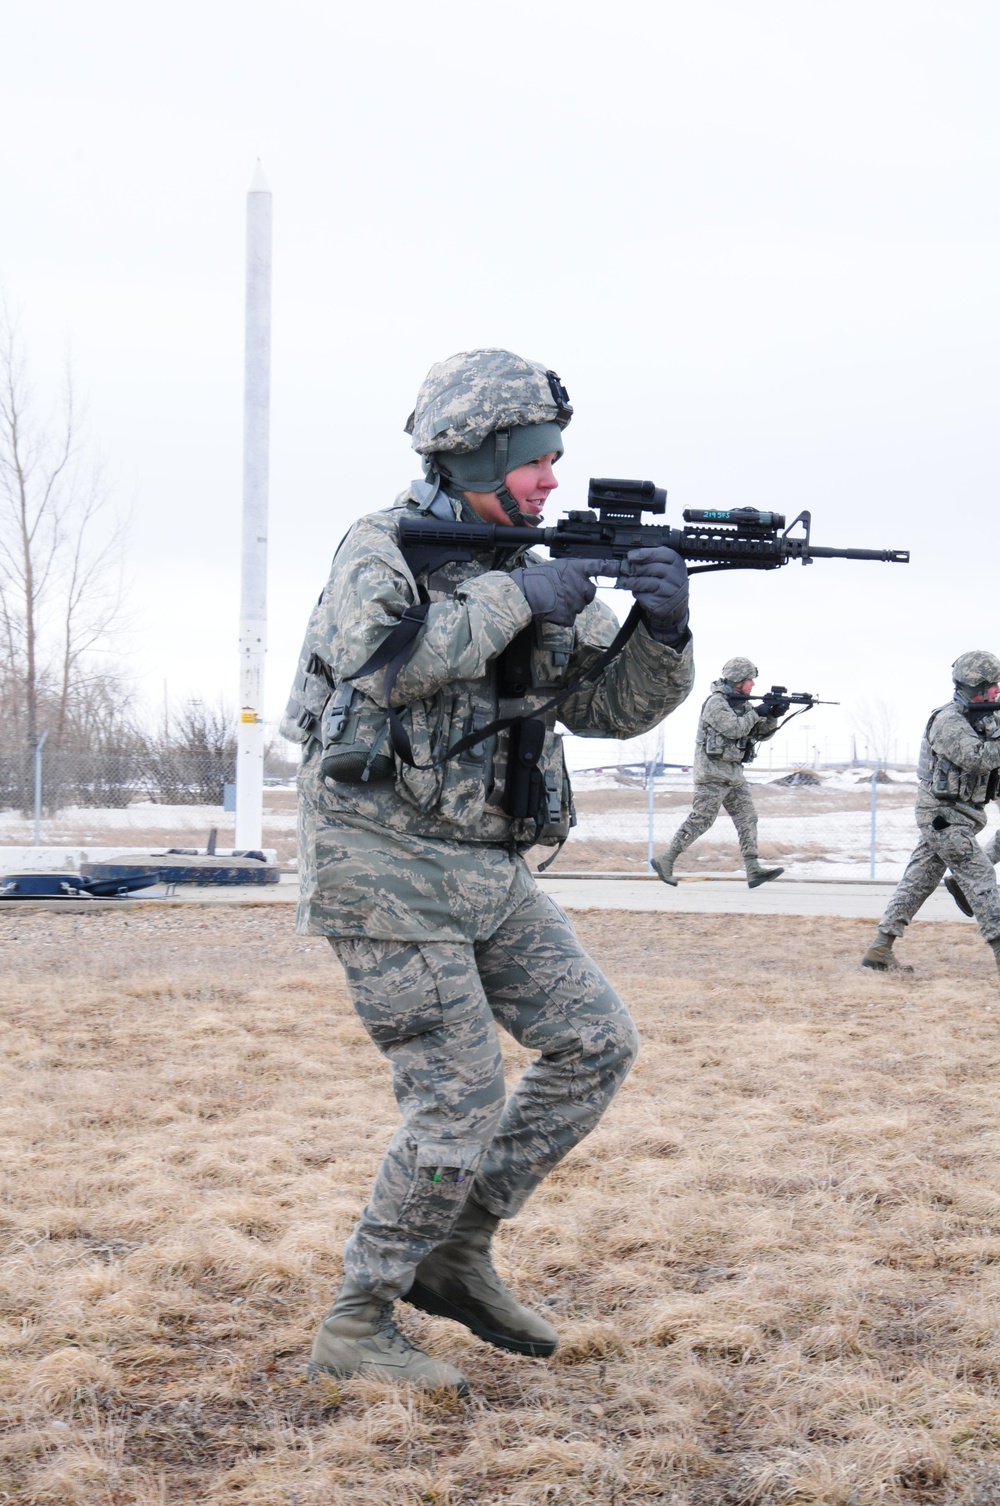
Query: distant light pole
xmin=33 ymin=731 xmax=49 ymax=846
xmin=235 ymin=161 xmax=271 ymax=852
xmin=800 ymin=723 xmax=813 ymax=766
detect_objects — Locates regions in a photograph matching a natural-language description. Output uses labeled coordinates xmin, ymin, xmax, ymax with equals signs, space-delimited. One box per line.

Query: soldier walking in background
xmin=652 ymin=657 xmax=786 ymax=888
xmin=282 ymin=349 xmax=694 ymax=1393
xmin=862 ymin=651 xmax=1000 ymax=974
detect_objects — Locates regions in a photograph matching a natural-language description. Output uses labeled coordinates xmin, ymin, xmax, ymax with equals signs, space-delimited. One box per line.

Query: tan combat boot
xmin=746 ymin=858 xmax=784 ymax=889
xmin=861 ymin=930 xmax=913 ymax=973
xmin=308 ymin=1277 xmax=469 ymax=1393
xmin=406 ymin=1200 xmax=558 ymax=1358
xmin=652 ymin=839 xmax=683 ymax=886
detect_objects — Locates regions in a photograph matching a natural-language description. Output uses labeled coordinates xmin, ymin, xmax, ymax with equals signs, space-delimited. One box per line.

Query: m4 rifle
xmin=397 ymin=476 xmax=910 ymax=578
xmin=746 ymin=687 xmax=839 ymax=708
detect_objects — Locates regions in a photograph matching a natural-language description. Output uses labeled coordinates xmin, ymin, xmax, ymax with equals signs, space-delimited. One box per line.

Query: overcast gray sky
xmin=2 ymin=0 xmax=997 ymax=767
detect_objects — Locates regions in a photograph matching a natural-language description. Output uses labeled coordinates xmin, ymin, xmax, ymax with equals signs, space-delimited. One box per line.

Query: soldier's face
xmin=972 ymin=684 xmax=1000 ymax=703
xmin=464 ymin=453 xmax=560 ymax=527
xmin=736 ymin=679 xmax=755 ymax=695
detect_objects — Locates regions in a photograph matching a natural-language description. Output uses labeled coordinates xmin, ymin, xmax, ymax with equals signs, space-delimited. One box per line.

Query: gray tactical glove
xmin=510 ymin=558 xmax=619 ymax=627
xmin=619 ymin=546 xmax=690 ymax=645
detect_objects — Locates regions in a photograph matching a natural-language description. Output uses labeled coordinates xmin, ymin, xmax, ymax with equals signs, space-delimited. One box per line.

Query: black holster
xmin=502 ymin=718 xmax=546 ymax=820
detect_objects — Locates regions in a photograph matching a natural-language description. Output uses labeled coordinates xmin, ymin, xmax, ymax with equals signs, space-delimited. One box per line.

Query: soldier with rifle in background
xmin=652 ymin=658 xmax=790 ymax=888
xmin=862 ymin=651 xmax=1000 ymax=975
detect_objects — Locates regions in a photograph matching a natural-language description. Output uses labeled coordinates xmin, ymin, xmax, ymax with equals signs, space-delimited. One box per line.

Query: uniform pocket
xmin=531 ymin=620 xmax=575 ymax=686
xmin=396 ymin=1138 xmax=486 ymax=1241
xmin=333 ymin=940 xmax=443 ymax=1047
xmin=394 ymin=697 xmax=446 ymax=812
xmin=931 ymin=823 xmax=978 ymax=868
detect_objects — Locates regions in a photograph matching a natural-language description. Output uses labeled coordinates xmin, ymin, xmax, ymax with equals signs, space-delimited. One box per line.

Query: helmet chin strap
xmin=432 ymin=428 xmax=537 ymax=526
xmin=491 ymin=430 xmax=533 ymax=526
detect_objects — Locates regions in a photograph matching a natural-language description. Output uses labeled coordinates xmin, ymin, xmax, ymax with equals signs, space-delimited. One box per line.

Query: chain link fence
xmin=563 ymin=765 xmax=1000 ymax=880
xmin=4 ymin=746 xmax=999 ymax=882
xmin=0 ymin=747 xmax=236 ymax=811
xmin=0 ymin=747 xmax=298 ymax=865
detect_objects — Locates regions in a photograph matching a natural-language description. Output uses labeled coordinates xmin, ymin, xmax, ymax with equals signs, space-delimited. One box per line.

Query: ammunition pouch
xmin=280 ymin=651 xmax=335 ymax=745
xmin=930 ymin=756 xmax=962 ymax=803
xmin=319 ymin=683 xmax=394 ymax=785
xmin=704 ymin=725 xmax=745 ymax=763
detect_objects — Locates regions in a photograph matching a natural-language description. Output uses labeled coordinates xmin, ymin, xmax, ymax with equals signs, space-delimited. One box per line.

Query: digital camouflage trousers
xmin=667 ymin=777 xmax=760 ymax=864
xmin=881 ymin=819 xmax=1000 ymax=944
xmin=329 ymin=886 xmax=639 ymax=1302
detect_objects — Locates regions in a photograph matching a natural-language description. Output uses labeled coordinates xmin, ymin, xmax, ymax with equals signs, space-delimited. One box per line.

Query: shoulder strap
xmin=344 ymin=602 xmax=431 ymax=767
xmin=924 ymin=706 xmax=946 ymax=740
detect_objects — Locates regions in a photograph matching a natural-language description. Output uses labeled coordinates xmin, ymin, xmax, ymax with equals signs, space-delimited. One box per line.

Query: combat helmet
xmin=952 ymin=650 xmax=1000 ymax=700
xmin=405 ymin=348 xmax=573 ymax=523
xmin=721 ymin=657 xmax=759 ymax=686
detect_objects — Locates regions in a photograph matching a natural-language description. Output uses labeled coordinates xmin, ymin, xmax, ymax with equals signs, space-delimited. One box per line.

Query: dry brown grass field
xmin=3 ymin=905 xmax=1000 ymax=1504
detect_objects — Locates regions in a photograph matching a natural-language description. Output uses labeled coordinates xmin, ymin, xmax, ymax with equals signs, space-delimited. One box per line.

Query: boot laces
xmin=372 ymin=1303 xmax=422 ymax=1356
xmin=474 ymin=1248 xmax=511 ymax=1300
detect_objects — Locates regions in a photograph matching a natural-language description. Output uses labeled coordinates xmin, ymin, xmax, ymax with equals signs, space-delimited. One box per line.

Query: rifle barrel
xmin=801 ymin=545 xmax=910 ymax=563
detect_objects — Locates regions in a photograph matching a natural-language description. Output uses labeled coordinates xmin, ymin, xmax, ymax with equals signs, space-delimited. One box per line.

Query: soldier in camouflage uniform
xmin=652 ymin=657 xmax=786 ymax=888
xmin=944 ymin=824 xmax=1000 ymax=918
xmin=282 ymin=349 xmax=695 ymax=1393
xmin=862 ymin=651 xmax=1000 ymax=974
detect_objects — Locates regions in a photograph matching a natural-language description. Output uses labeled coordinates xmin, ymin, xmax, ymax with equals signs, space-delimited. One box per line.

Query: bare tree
xmin=142 ymin=697 xmax=238 ymax=805
xmin=171 ymin=698 xmax=237 ymax=765
xmin=0 ymin=303 xmax=129 ymax=756
xmin=851 ymin=698 xmax=898 ymax=766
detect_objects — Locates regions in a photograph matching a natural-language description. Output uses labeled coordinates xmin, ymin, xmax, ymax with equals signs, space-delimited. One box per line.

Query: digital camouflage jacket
xmin=283 ymin=490 xmax=695 ymax=941
xmin=915 ymin=698 xmax=1000 ymax=831
xmin=691 ymin=682 xmax=780 ymax=787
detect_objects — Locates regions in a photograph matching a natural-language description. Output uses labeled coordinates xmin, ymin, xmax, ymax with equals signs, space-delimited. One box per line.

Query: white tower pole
xmin=235 ymin=161 xmax=272 ymax=852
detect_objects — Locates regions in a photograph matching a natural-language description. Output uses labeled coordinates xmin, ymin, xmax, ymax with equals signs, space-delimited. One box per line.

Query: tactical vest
xmin=700 ymin=692 xmax=756 ymax=765
xmin=280 ymin=513 xmax=578 ymax=847
xmin=917 ymin=705 xmax=1000 ymax=809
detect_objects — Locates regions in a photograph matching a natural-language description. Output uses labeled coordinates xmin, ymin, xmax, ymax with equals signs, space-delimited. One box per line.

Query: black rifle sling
xmin=346 ymin=600 xmax=644 ymax=769
xmin=343 ymin=602 xmax=430 ymax=767
xmin=441 ymin=602 xmax=644 ymax=763
xmin=769 ymin=705 xmax=813 ymax=734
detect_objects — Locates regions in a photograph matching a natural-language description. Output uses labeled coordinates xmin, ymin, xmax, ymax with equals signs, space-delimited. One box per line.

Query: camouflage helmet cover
xmin=952 ymin=650 xmax=1000 ymax=689
xmin=721 ymin=656 xmax=759 ymax=685
xmin=405 ymin=347 xmax=573 ymax=456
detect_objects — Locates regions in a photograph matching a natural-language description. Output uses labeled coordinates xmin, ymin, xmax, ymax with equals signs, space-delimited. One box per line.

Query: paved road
xmin=536 ymin=874 xmax=966 ymax=923
xmin=0 ymin=871 xmax=971 ymax=924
